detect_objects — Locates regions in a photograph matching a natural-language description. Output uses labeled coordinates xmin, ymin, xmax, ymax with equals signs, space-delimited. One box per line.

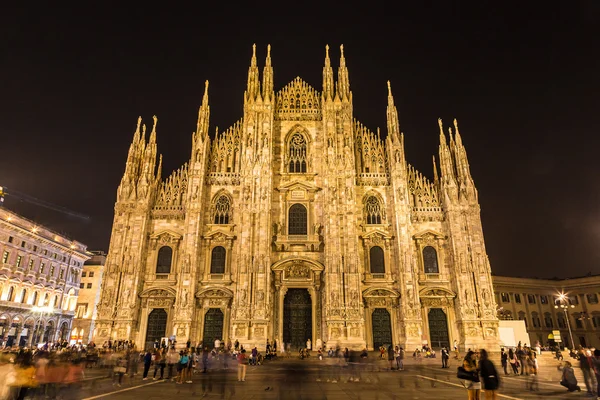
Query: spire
xmin=432 ymin=155 xmax=439 ymax=185
xmin=246 ymin=43 xmax=260 ymax=102
xmin=149 ymin=115 xmax=157 ymax=144
xmin=452 ymin=118 xmax=475 ymax=188
xmin=336 ymin=44 xmax=350 ymax=101
xmin=123 ymin=116 xmax=143 ymax=178
xmin=438 ymin=118 xmax=456 ymax=184
xmin=322 ymin=44 xmax=334 ymax=101
xmin=195 ymin=80 xmax=210 ymax=139
xmin=156 ymin=154 xmax=163 ymax=182
xmin=386 ymin=81 xmax=400 ymax=143
xmin=262 ymin=44 xmax=273 ymax=101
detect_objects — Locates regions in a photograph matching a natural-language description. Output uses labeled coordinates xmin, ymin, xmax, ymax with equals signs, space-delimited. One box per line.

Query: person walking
xmin=441 ymin=347 xmax=449 ymax=368
xmin=142 ymin=349 xmax=152 ymax=380
xmin=479 ymin=349 xmax=499 ymax=399
xmin=592 ymin=349 xmax=600 ymax=397
xmin=152 ymin=348 xmax=166 ymax=380
xmin=508 ymin=348 xmax=518 ymax=375
xmin=166 ymin=347 xmax=179 ymax=381
xmin=578 ymin=349 xmax=596 ymax=397
xmin=461 ymin=350 xmax=481 ymax=400
xmin=237 ymin=348 xmax=247 ymax=382
xmin=500 ymin=348 xmax=508 ymax=375
xmin=387 ymin=345 xmax=395 ymax=370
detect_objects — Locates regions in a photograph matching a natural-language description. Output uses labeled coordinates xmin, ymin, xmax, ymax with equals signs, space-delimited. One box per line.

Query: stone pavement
xmin=69 ymin=352 xmax=592 ymax=400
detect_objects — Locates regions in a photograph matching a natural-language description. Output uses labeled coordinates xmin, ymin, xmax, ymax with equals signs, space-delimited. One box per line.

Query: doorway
xmin=372 ymin=308 xmax=392 ymax=349
xmin=428 ymin=308 xmax=450 ymax=348
xmin=283 ymin=288 xmax=312 ymax=350
xmin=145 ymin=309 xmax=168 ymax=350
xmin=202 ymin=308 xmax=224 ymax=349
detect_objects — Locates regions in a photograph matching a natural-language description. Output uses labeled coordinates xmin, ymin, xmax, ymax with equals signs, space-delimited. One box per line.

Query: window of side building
xmin=540 ymin=295 xmax=548 ymax=304
xmin=515 ymin=294 xmax=521 ymax=303
xmin=587 ymin=293 xmax=598 ymax=304
xmin=501 ymin=293 xmax=510 ymax=303
xmin=527 ymin=294 xmax=536 ymax=304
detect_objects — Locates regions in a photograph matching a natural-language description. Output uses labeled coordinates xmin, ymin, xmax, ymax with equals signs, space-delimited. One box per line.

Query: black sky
xmin=1 ymin=3 xmax=599 ymax=279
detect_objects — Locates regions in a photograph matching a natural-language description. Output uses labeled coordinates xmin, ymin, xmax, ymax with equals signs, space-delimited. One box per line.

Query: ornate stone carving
xmin=286 ymin=263 xmax=310 ymax=279
xmin=148 ymin=298 xmax=172 ymax=308
xmin=275 ymin=78 xmax=322 ymax=121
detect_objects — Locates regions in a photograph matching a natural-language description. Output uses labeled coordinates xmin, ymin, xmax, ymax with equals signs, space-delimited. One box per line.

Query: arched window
xmin=156 ymin=246 xmax=173 ymax=274
xmin=288 ymin=133 xmax=307 ymax=173
xmin=6 ymin=286 xmax=14 ymax=302
xmin=32 ymin=291 xmax=38 ymax=306
xmin=213 ymin=195 xmax=231 ymax=224
xmin=288 ymin=204 xmax=307 ymax=235
xmin=364 ymin=196 xmax=383 ymax=224
xmin=369 ymin=246 xmax=385 ymax=274
xmin=210 ymin=246 xmax=226 ymax=274
xmin=423 ymin=246 xmax=439 ymax=274
xmin=20 ymin=289 xmax=27 ymax=303
xmin=52 ymin=295 xmax=58 ymax=308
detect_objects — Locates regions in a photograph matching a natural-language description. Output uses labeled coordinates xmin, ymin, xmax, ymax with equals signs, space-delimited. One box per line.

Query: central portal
xmin=283 ymin=288 xmax=312 ymax=350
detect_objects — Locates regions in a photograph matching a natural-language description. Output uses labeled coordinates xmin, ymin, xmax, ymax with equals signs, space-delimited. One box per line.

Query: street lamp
xmin=555 ymin=292 xmax=576 ymax=350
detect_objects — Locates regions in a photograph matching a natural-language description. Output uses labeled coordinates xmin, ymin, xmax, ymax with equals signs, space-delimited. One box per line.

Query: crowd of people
xmin=1 ymin=337 xmax=600 ymax=399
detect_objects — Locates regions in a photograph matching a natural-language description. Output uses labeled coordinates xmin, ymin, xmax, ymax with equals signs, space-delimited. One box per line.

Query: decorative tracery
xmin=288 ymin=133 xmax=307 ymax=173
xmin=364 ymin=195 xmax=384 ymax=224
xmin=212 ymin=195 xmax=231 ymax=224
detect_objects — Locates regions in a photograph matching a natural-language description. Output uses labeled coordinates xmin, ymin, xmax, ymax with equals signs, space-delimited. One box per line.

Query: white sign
xmin=291 ymin=190 xmax=305 ymax=199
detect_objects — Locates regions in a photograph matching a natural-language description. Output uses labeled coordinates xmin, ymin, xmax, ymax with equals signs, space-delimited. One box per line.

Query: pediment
xmin=140 ymin=287 xmax=177 ymax=298
xmin=363 ymin=287 xmax=400 ymax=298
xmin=419 ymin=287 xmax=455 ymax=298
xmin=271 ymin=257 xmax=324 ymax=272
xmin=203 ymin=228 xmax=236 ymax=241
xmin=360 ymin=228 xmax=393 ymax=241
xmin=277 ymin=180 xmax=320 ymax=193
xmin=412 ymin=229 xmax=446 ymax=241
xmin=150 ymin=230 xmax=183 ymax=242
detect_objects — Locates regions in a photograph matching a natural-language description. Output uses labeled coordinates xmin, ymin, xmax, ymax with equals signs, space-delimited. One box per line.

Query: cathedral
xmin=94 ymin=44 xmax=500 ymax=352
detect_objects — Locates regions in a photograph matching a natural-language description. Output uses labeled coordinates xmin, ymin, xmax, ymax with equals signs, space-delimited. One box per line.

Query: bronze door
xmin=145 ymin=309 xmax=167 ymax=349
xmin=372 ymin=308 xmax=392 ymax=349
xmin=202 ymin=308 xmax=224 ymax=348
xmin=428 ymin=308 xmax=450 ymax=348
xmin=283 ymin=289 xmax=312 ymax=350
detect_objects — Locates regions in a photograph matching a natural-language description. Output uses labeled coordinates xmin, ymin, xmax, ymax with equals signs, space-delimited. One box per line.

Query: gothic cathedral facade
xmin=95 ymin=44 xmax=500 ymax=352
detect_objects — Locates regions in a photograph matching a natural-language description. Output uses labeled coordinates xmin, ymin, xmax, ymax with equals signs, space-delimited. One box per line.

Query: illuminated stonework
xmin=96 ymin=44 xmax=499 ymax=351
xmin=0 ymin=209 xmax=89 ymax=346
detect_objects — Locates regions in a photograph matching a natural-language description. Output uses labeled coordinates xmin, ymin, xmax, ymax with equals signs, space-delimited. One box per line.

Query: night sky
xmin=2 ymin=4 xmax=598 ymax=279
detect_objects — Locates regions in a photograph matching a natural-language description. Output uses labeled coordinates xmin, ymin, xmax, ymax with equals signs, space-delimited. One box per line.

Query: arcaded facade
xmin=0 ymin=208 xmax=89 ymax=346
xmin=493 ymin=275 xmax=600 ymax=350
xmin=95 ymin=45 xmax=500 ymax=351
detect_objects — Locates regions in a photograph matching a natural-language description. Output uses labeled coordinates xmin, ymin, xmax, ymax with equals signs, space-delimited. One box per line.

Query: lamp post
xmin=555 ymin=293 xmax=575 ymax=350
